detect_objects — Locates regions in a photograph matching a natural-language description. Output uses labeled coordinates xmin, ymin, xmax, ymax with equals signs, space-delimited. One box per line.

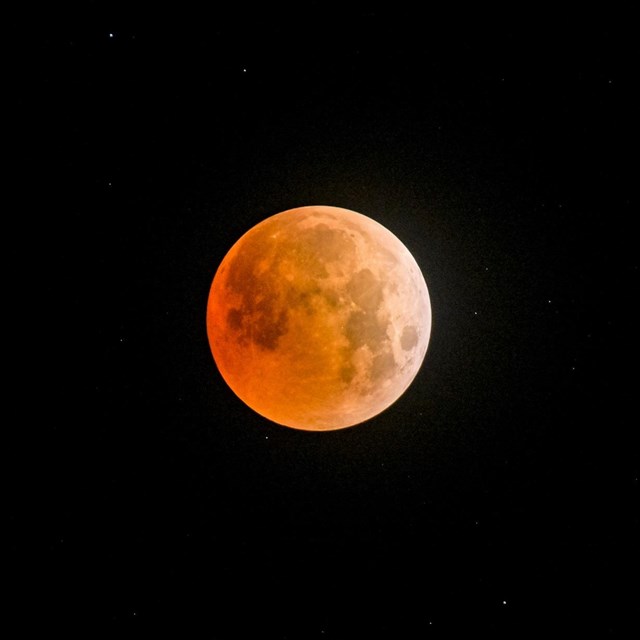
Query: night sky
xmin=10 ymin=5 xmax=637 ymax=636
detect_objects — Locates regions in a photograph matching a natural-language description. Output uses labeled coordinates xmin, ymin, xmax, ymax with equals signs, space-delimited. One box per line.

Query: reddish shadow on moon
xmin=206 ymin=205 xmax=431 ymax=431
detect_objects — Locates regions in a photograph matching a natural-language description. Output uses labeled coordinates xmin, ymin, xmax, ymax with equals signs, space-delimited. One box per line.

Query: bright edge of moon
xmin=206 ymin=205 xmax=432 ymax=431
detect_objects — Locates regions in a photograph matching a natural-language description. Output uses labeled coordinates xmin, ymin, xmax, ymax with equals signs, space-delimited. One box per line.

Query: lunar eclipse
xmin=206 ymin=205 xmax=431 ymax=430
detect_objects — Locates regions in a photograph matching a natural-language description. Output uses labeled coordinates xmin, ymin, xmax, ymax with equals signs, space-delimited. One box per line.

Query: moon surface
xmin=206 ymin=205 xmax=431 ymax=431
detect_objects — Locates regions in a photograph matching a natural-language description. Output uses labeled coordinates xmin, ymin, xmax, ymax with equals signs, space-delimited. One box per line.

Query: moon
xmin=206 ymin=205 xmax=432 ymax=431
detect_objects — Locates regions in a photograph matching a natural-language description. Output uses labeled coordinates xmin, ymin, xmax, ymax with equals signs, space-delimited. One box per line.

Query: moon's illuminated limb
xmin=206 ymin=205 xmax=431 ymax=431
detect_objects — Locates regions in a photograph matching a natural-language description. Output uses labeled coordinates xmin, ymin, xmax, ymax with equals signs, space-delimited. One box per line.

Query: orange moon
xmin=206 ymin=205 xmax=432 ymax=431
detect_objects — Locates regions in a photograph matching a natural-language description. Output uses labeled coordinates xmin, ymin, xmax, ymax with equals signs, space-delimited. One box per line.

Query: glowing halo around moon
xmin=206 ymin=205 xmax=432 ymax=431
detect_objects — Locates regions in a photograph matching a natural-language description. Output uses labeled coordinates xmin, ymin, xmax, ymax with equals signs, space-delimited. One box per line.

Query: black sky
xmin=9 ymin=5 xmax=638 ymax=637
